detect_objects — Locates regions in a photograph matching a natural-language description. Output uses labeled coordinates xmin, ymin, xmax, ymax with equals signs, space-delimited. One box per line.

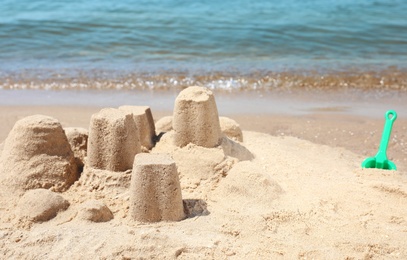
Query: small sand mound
xmin=212 ymin=161 xmax=283 ymax=210
xmin=152 ymin=131 xmax=238 ymax=196
xmin=16 ymin=189 xmax=70 ymax=223
xmin=77 ymin=200 xmax=113 ymax=222
xmin=153 ymin=130 xmax=254 ymax=197
xmin=64 ymin=127 xmax=88 ymax=171
xmin=155 ymin=116 xmax=173 ymax=134
xmin=219 ymin=117 xmax=243 ymax=142
xmin=0 ymin=115 xmax=78 ymax=194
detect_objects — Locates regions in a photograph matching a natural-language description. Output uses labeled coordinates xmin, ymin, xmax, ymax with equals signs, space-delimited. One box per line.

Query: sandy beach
xmin=2 ymin=0 xmax=407 ymax=257
xmin=0 ymin=87 xmax=406 ymax=259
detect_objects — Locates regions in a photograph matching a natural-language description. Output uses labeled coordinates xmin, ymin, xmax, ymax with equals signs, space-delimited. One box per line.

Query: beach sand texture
xmin=0 ymin=87 xmax=407 ymax=259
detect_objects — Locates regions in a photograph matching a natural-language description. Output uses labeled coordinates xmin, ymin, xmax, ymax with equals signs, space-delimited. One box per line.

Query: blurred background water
xmin=0 ymin=0 xmax=407 ymax=90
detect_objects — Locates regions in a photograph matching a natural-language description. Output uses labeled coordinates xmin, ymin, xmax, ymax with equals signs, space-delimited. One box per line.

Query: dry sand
xmin=0 ymin=103 xmax=407 ymax=259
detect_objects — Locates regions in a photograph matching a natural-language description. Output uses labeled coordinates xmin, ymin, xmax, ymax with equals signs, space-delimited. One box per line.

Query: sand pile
xmin=16 ymin=189 xmax=70 ymax=223
xmin=153 ymin=131 xmax=253 ymax=198
xmin=211 ymin=161 xmax=283 ymax=210
xmin=1 ymin=87 xmax=407 ymax=259
xmin=77 ymin=200 xmax=113 ymax=223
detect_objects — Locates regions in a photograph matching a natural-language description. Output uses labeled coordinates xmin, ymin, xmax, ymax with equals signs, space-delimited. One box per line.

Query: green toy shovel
xmin=362 ymin=110 xmax=397 ymax=170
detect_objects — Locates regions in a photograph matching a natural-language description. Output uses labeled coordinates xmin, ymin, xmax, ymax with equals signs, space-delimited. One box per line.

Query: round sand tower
xmin=0 ymin=115 xmax=79 ymax=193
xmin=173 ymin=86 xmax=222 ymax=148
xmin=130 ymin=153 xmax=185 ymax=222
xmin=87 ymin=108 xmax=141 ymax=172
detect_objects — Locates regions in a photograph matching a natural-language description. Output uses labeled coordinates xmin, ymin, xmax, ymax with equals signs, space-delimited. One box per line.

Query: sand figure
xmin=87 ymin=108 xmax=140 ymax=172
xmin=64 ymin=127 xmax=88 ymax=172
xmin=119 ymin=106 xmax=156 ymax=150
xmin=173 ymin=86 xmax=222 ymax=148
xmin=16 ymin=189 xmax=70 ymax=223
xmin=130 ymin=153 xmax=185 ymax=222
xmin=0 ymin=115 xmax=78 ymax=194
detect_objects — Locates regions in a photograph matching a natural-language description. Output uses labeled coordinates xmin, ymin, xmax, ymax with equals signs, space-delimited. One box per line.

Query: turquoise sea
xmin=0 ymin=0 xmax=407 ymax=90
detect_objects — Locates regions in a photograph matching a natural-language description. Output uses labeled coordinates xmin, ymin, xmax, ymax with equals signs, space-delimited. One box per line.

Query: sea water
xmin=0 ymin=0 xmax=407 ymax=90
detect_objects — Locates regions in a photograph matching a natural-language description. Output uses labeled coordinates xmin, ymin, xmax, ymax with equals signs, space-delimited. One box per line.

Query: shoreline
xmin=1 ymin=67 xmax=407 ymax=91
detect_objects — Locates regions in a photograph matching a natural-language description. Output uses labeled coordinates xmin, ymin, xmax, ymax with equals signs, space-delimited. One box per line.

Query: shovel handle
xmin=377 ymin=110 xmax=397 ymax=159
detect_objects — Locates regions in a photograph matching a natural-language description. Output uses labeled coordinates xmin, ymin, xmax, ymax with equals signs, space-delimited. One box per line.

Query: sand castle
xmin=0 ymin=115 xmax=79 ymax=194
xmin=0 ymin=86 xmax=249 ymax=225
xmin=130 ymin=153 xmax=184 ymax=222
xmin=173 ymin=86 xmax=222 ymax=148
xmin=87 ymin=108 xmax=141 ymax=172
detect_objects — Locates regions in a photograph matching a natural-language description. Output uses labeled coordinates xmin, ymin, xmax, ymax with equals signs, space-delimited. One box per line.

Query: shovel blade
xmin=362 ymin=157 xmax=376 ymax=168
xmin=362 ymin=157 xmax=397 ymax=170
xmin=386 ymin=160 xmax=397 ymax=170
